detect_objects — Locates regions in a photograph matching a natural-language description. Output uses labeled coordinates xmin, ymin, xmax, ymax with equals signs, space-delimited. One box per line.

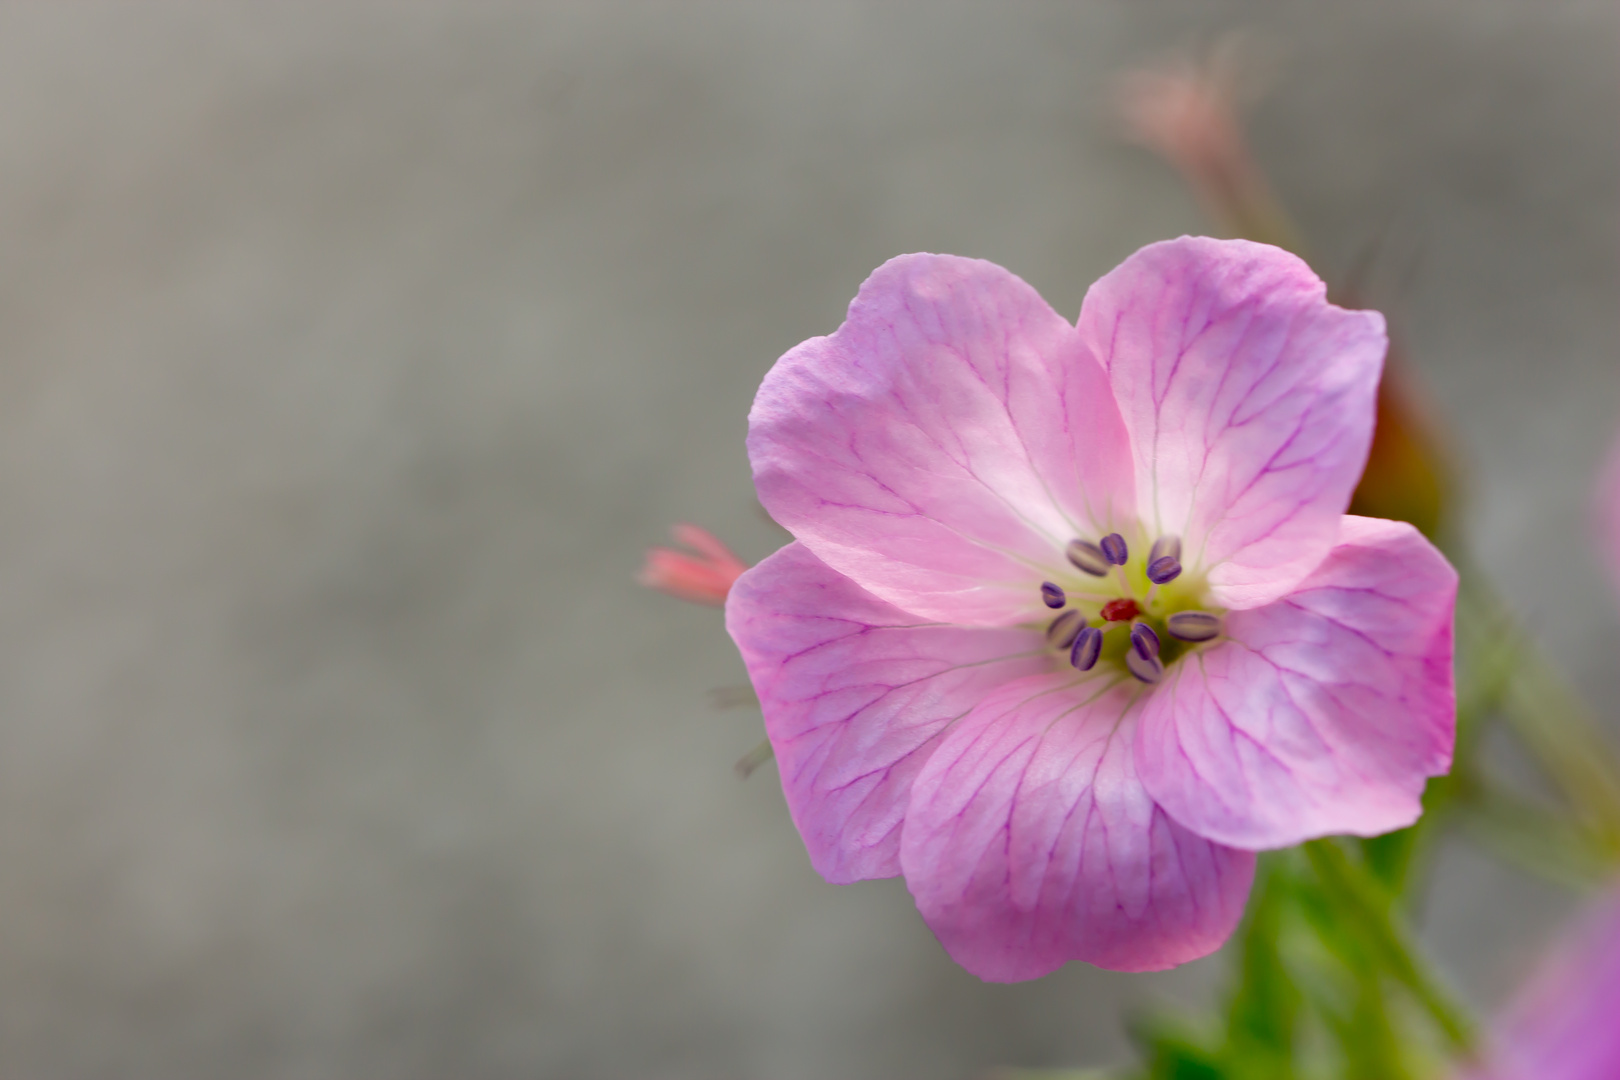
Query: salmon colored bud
xmin=638 ymin=524 xmax=749 ymax=606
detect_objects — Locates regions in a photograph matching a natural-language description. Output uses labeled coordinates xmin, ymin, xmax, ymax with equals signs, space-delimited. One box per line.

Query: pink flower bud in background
xmin=638 ymin=524 xmax=748 ymax=606
xmin=1596 ymin=437 xmax=1620 ymax=598
xmin=1117 ymin=37 xmax=1297 ymax=253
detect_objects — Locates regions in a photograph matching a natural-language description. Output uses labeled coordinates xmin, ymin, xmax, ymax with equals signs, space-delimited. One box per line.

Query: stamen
xmin=1126 ymin=648 xmax=1163 ymax=684
xmin=1070 ymin=625 xmax=1103 ymax=671
xmin=1040 ymin=581 xmax=1066 ymax=608
xmin=1065 ymin=539 xmax=1109 ymax=577
xmin=1100 ymin=533 xmax=1129 ymax=566
xmin=1166 ymin=610 xmax=1222 ymax=642
xmin=1149 ymin=536 xmax=1182 ymax=564
xmin=1130 ymin=622 xmax=1160 ymax=660
xmin=1100 ymin=598 xmax=1141 ymax=622
xmin=1046 ymin=610 xmax=1083 ymax=649
xmin=1147 ymin=556 xmax=1182 ymax=584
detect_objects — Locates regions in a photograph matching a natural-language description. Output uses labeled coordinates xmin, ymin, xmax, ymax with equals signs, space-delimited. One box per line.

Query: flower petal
xmin=899 ymin=671 xmax=1256 ymax=982
xmin=1595 ymin=431 xmax=1620 ymax=599
xmin=1079 ymin=237 xmax=1386 ymax=608
xmin=1136 ymin=516 xmax=1456 ymax=849
xmin=749 ymin=253 xmax=1135 ymax=624
xmin=725 ymin=542 xmax=1050 ymax=883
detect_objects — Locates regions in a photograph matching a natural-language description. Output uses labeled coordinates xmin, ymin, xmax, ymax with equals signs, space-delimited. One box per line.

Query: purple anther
xmin=1065 ymin=539 xmax=1109 ymax=577
xmin=1125 ymin=648 xmax=1163 ymax=684
xmin=1166 ymin=610 xmax=1222 ymax=642
xmin=1040 ymin=581 xmax=1066 ymax=609
xmin=1130 ymin=622 xmax=1160 ymax=661
xmin=1149 ymin=535 xmax=1182 ymax=565
xmin=1100 ymin=533 xmax=1129 ymax=566
xmin=1046 ymin=610 xmax=1083 ymax=649
xmin=1070 ymin=625 xmax=1103 ymax=671
xmin=1147 ymin=556 xmax=1182 ymax=585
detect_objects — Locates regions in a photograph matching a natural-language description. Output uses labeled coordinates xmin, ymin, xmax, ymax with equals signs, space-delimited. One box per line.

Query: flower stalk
xmin=1301 ymin=839 xmax=1478 ymax=1058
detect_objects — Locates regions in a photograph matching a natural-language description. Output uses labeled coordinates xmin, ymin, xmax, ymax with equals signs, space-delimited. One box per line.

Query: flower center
xmin=1100 ymin=598 xmax=1141 ymax=622
xmin=1036 ymin=531 xmax=1224 ymax=684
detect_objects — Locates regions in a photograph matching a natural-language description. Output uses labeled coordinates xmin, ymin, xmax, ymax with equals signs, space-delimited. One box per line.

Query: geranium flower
xmin=726 ymin=238 xmax=1457 ymax=981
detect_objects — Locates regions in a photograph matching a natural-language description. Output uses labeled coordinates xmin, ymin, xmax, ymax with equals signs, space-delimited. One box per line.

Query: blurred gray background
xmin=0 ymin=3 xmax=1612 ymax=1078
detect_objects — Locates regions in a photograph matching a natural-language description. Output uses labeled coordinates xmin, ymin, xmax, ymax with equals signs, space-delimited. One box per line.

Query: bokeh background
xmin=0 ymin=3 xmax=1613 ymax=1078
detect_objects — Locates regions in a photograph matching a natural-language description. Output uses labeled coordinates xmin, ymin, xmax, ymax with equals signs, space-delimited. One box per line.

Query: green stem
xmin=1454 ymin=567 xmax=1620 ymax=842
xmin=1302 ymin=840 xmax=1478 ymax=1058
xmin=1501 ymin=647 xmax=1620 ymax=854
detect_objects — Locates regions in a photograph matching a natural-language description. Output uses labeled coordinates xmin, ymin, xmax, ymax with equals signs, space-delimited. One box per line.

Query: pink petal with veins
xmin=749 ymin=253 xmax=1135 ymax=625
xmin=1079 ymin=237 xmax=1386 ymax=609
xmin=1136 ymin=516 xmax=1456 ymax=849
xmin=725 ymin=542 xmax=1050 ymax=883
xmin=900 ymin=672 xmax=1255 ymax=981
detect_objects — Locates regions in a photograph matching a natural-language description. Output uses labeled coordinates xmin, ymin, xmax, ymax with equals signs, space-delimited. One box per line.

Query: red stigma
xmin=1101 ymin=598 xmax=1141 ymax=622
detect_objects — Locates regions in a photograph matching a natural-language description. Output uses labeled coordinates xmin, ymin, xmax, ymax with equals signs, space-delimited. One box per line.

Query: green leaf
xmin=1128 ymin=1016 xmax=1228 ymax=1080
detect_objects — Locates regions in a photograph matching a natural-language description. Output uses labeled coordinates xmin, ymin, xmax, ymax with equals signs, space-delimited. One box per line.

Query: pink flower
xmin=1465 ymin=885 xmax=1620 ymax=1080
xmin=725 ymin=238 xmax=1457 ymax=981
xmin=639 ymin=524 xmax=748 ymax=606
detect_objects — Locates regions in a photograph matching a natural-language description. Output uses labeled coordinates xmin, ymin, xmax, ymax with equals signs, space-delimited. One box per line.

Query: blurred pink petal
xmin=1597 ymin=436 xmax=1620 ymax=598
xmin=1466 ymin=885 xmax=1620 ymax=1080
xmin=638 ymin=523 xmax=748 ymax=606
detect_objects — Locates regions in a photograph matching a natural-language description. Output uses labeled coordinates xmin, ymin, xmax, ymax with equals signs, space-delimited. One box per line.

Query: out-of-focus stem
xmin=1302 ymin=840 xmax=1479 ymax=1058
xmin=1502 ymin=650 xmax=1620 ymax=856
xmin=1454 ymin=561 xmax=1620 ymax=864
xmin=733 ymin=738 xmax=774 ymax=780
